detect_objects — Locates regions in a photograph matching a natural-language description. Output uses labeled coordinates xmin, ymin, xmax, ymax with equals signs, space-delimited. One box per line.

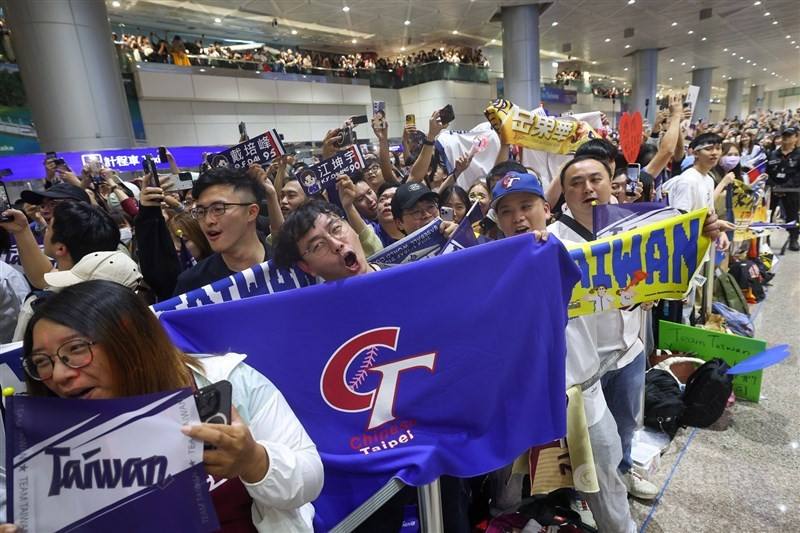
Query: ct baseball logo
xmin=501 ymin=174 xmax=521 ymax=188
xmin=320 ymin=327 xmax=437 ymax=430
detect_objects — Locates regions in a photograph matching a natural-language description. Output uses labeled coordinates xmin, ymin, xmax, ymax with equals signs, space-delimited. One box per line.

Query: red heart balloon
xmin=619 ymin=111 xmax=643 ymax=164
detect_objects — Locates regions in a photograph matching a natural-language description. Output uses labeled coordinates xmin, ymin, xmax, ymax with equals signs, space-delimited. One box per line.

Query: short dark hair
xmin=689 ymin=133 xmax=723 ymax=150
xmin=440 ymin=185 xmax=470 ymax=209
xmin=51 ymin=202 xmax=120 ymax=263
xmin=192 ymin=166 xmax=266 ymax=206
xmin=559 ymin=155 xmax=613 ymax=186
xmin=377 ymin=182 xmax=397 ymax=198
xmin=575 ymin=138 xmax=618 ymax=163
xmin=273 ymin=199 xmax=345 ymax=269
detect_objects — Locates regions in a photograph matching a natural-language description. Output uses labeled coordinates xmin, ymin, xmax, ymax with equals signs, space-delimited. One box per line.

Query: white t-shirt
xmin=547 ymin=219 xmax=607 ymax=428
xmin=661 ymin=167 xmax=715 ymax=213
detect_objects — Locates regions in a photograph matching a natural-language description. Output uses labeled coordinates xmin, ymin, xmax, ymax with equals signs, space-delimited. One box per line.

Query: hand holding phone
xmin=626 ymin=164 xmax=641 ymax=196
xmin=193 ymin=380 xmax=233 ymax=450
xmin=158 ymin=146 xmax=168 ymax=163
xmin=440 ymin=206 xmax=454 ymax=222
xmin=438 ymin=104 xmax=455 ymax=126
xmin=0 ymin=183 xmax=13 ymax=222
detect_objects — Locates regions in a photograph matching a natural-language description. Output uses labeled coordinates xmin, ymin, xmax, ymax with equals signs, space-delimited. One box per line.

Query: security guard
xmin=766 ymin=127 xmax=800 ymax=251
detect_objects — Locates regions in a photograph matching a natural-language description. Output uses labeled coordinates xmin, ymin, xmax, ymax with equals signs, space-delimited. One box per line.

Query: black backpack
xmin=679 ymin=358 xmax=733 ymax=428
xmin=644 ymin=369 xmax=685 ymax=437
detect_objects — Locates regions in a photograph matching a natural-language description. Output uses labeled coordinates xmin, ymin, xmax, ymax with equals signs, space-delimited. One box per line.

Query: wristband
xmin=422 ymin=139 xmax=435 ymax=146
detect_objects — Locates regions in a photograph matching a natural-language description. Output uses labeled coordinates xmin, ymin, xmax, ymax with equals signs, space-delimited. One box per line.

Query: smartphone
xmin=336 ymin=126 xmax=356 ymax=147
xmin=438 ymin=104 xmax=455 ymax=125
xmin=174 ymin=171 xmax=195 ymax=191
xmin=143 ymin=155 xmax=159 ymax=188
xmin=350 ymin=114 xmax=369 ymax=126
xmin=440 ymin=206 xmax=454 ymax=222
xmin=372 ymin=101 xmax=386 ymax=129
xmin=158 ymin=146 xmax=168 ymax=163
xmin=238 ymin=121 xmax=248 ymax=141
xmin=194 ymin=380 xmax=232 ymax=449
xmin=52 ymin=158 xmax=66 ymax=166
xmin=405 ymin=114 xmax=416 ymax=127
xmin=0 ymin=183 xmax=13 ymax=222
xmin=45 ymin=151 xmax=57 ymax=160
xmin=626 ymin=163 xmax=641 ymax=196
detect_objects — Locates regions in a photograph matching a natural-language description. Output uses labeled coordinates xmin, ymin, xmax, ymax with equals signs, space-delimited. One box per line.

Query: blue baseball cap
xmin=491 ymin=171 xmax=545 ymax=209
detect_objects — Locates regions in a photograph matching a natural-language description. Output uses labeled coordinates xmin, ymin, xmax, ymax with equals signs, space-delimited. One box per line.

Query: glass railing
xmin=116 ymin=46 xmax=489 ymax=89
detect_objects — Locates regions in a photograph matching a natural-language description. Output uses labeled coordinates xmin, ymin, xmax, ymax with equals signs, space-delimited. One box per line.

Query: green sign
xmin=658 ymin=321 xmax=766 ymax=402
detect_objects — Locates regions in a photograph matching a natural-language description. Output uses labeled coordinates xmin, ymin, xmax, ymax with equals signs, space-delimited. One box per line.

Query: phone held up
xmin=0 ymin=182 xmax=13 ymax=222
xmin=158 ymin=146 xmax=168 ymax=163
xmin=405 ymin=114 xmax=416 ymax=128
xmin=194 ymin=380 xmax=233 ymax=448
xmin=626 ymin=163 xmax=641 ymax=196
xmin=438 ymin=104 xmax=455 ymax=126
xmin=174 ymin=172 xmax=195 ymax=191
xmin=142 ymin=155 xmax=160 ymax=189
xmin=440 ymin=206 xmax=454 ymax=222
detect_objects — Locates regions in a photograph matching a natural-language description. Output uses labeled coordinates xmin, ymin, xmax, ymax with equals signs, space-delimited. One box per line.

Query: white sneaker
xmin=570 ymin=495 xmax=597 ymax=529
xmin=622 ymin=471 xmax=659 ymax=500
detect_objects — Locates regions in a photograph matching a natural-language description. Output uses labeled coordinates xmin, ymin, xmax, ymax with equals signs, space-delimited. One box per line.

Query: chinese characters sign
xmin=296 ymin=145 xmax=366 ymax=196
xmin=206 ymin=129 xmax=285 ymax=169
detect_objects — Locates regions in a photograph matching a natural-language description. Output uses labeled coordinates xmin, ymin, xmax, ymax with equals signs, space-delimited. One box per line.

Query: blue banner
xmin=5 ymin=389 xmax=218 ymax=532
xmin=368 ymin=219 xmax=447 ymax=264
xmin=151 ymin=260 xmax=317 ymax=314
xmin=158 ymin=235 xmax=580 ymax=531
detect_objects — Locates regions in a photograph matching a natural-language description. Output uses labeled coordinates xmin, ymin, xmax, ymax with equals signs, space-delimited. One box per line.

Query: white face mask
xmin=120 ymin=226 xmax=133 ymax=244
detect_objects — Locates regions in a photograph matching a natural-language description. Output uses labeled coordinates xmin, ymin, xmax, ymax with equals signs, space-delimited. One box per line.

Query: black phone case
xmin=195 ymin=380 xmax=233 ymax=425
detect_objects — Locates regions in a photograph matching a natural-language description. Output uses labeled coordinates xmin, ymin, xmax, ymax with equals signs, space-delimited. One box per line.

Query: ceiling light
xmin=552 ymin=21 xmax=559 ymax=27
xmin=624 ymin=44 xmax=630 ymax=49
xmin=604 ymin=37 xmax=611 ymax=42
xmin=342 ymin=6 xmax=350 ymax=12
xmin=624 ymin=67 xmax=629 ymax=71
xmin=199 ymin=68 xmax=206 ymax=72
xmin=753 ymin=62 xmax=757 ymax=65
xmin=404 ymin=20 xmax=410 ymax=26
xmin=668 ymin=77 xmax=673 ymax=80
xmin=753 ymin=1 xmax=761 ymax=4
xmin=490 ymin=39 xmax=497 ymax=43
xmin=669 ymin=58 xmax=675 ymax=62
xmin=551 ymin=61 xmax=559 ymax=68
xmin=452 ymin=30 xmax=459 ymax=35
xmin=111 ymin=0 xmax=121 ymax=6
xmin=691 ymin=65 xmax=696 ymax=68
xmin=763 ymin=11 xmax=770 ymax=16
xmin=763 ymin=67 xmax=768 ymax=71
xmin=793 ymin=41 xmax=797 ymax=44
xmin=255 ymin=70 xmax=261 ymax=74
xmin=214 ymin=17 xmax=221 ymax=23
xmin=787 ymin=35 xmax=792 ymax=39
xmin=291 ymin=29 xmax=298 ymax=35
xmin=671 ymin=22 xmax=678 ymax=26
xmin=771 ymin=72 xmax=775 ymax=75
xmin=746 ymin=59 xmax=751 ymax=63
xmin=732 ymin=52 xmax=737 ymax=56
xmin=628 ymin=0 xmax=635 ymax=4
xmin=401 ymin=46 xmax=406 ymax=51
xmin=687 ymin=30 xmax=694 ymax=35
xmin=351 ymin=38 xmax=357 ymax=43
xmin=439 ymin=47 xmax=445 ymax=51
xmin=681 ymin=62 xmax=686 ymax=65
xmin=701 ymin=37 xmax=707 ymax=41
xmin=772 ymin=20 xmax=778 ymax=25
xmin=592 ymin=60 xmax=598 ymax=65
xmin=723 ymin=48 xmax=728 ymax=51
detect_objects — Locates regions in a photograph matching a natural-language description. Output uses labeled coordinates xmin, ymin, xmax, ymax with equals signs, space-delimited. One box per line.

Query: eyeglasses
xmin=190 ymin=202 xmax=253 ymax=220
xmin=404 ymin=202 xmax=439 ymax=220
xmin=469 ymin=191 xmax=488 ymax=201
xmin=23 ymin=339 xmax=96 ymax=381
xmin=302 ymin=218 xmax=348 ymax=257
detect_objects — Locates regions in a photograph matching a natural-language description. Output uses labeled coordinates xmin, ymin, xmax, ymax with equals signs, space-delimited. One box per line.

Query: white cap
xmin=44 ymin=251 xmax=142 ymax=290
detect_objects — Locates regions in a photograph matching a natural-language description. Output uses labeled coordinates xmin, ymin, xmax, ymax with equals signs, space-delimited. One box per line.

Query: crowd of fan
xmin=1 ymin=94 xmax=798 ymax=531
xmin=114 ymin=32 xmax=488 ymax=75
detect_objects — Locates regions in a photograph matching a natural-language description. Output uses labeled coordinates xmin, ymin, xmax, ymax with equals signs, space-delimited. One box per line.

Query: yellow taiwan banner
xmin=730 ymin=181 xmax=769 ymax=240
xmin=564 ymin=209 xmax=711 ymax=318
xmin=484 ymin=98 xmax=599 ymax=154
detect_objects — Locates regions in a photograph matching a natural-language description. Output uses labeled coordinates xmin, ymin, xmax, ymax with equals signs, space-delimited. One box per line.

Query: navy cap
xmin=20 ymin=183 xmax=91 ymax=205
xmin=491 ymin=171 xmax=545 ymax=209
xmin=391 ymin=182 xmax=439 ymax=219
xmin=781 ymin=127 xmax=798 ymax=137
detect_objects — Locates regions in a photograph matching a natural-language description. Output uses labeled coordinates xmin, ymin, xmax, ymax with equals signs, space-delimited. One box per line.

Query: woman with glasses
xmin=16 ymin=280 xmax=324 ymax=532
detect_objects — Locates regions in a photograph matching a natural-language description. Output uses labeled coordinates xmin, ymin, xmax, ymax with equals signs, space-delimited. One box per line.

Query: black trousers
xmin=771 ymin=190 xmax=799 ymax=239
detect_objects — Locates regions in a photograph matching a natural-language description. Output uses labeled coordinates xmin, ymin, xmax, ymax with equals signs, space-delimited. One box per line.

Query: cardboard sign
xmin=658 ymin=320 xmax=766 ymax=402
xmin=206 ymin=129 xmax=285 ymax=169
xmin=618 ymin=112 xmax=643 ymax=164
xmin=296 ymin=145 xmax=366 ymax=196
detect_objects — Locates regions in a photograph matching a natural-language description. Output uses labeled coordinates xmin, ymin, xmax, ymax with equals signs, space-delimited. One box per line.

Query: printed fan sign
xmin=206 ymin=129 xmax=285 ymax=169
xmin=295 ymin=145 xmax=366 ymax=197
xmin=618 ymin=111 xmax=643 ymax=164
xmin=157 ymin=235 xmax=580 ymax=531
xmin=5 ymin=390 xmax=218 ymax=532
xmin=593 ymin=202 xmax=676 ymax=237
xmin=484 ymin=99 xmax=598 ymax=155
xmin=563 ymin=208 xmax=712 ymax=317
xmin=368 ymin=218 xmax=446 ymax=264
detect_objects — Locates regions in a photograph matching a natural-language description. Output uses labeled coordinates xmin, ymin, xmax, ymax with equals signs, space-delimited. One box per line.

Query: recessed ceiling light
xmin=732 ymin=52 xmax=737 ymax=56
xmin=551 ymin=61 xmax=558 ymax=67
xmin=624 ymin=44 xmax=630 ymax=49
xmin=401 ymin=46 xmax=406 ymax=51
xmin=112 ymin=0 xmax=121 ymax=6
xmin=723 ymin=48 xmax=728 ymax=51
xmin=628 ymin=0 xmax=635 ymax=4
xmin=452 ymin=30 xmax=459 ymax=35
xmin=668 ymin=77 xmax=673 ymax=80
xmin=701 ymin=37 xmax=707 ymax=41
xmin=604 ymin=37 xmax=611 ymax=42
xmin=671 ymin=22 xmax=678 ymax=26
xmin=351 ymin=38 xmax=357 ymax=43
xmin=763 ymin=11 xmax=770 ymax=16
xmin=753 ymin=1 xmax=761 ymax=5
xmin=552 ymin=21 xmax=559 ymax=27
xmin=255 ymin=70 xmax=261 ymax=74
xmin=771 ymin=72 xmax=775 ymax=75
xmin=440 ymin=47 xmax=445 ymax=51
xmin=490 ymin=39 xmax=497 ymax=43
xmin=687 ymin=30 xmax=694 ymax=35
xmin=592 ymin=60 xmax=598 ymax=65
xmin=342 ymin=6 xmax=350 ymax=12
xmin=404 ymin=20 xmax=410 ymax=26
xmin=214 ymin=17 xmax=221 ymax=23
xmin=669 ymin=58 xmax=675 ymax=62
xmin=199 ymin=68 xmax=206 ymax=72
xmin=291 ymin=29 xmax=298 ymax=35
xmin=681 ymin=62 xmax=686 ymax=65
xmin=753 ymin=62 xmax=757 ymax=66
xmin=746 ymin=59 xmax=751 ymax=63
xmin=763 ymin=67 xmax=768 ymax=71
xmin=624 ymin=67 xmax=629 ymax=71
xmin=787 ymin=35 xmax=792 ymax=39
xmin=793 ymin=41 xmax=797 ymax=44
xmin=772 ymin=20 xmax=778 ymax=25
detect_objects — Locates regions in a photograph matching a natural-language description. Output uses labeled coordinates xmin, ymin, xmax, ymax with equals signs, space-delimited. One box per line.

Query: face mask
xmin=119 ymin=227 xmax=133 ymax=244
xmin=720 ymin=155 xmax=740 ymax=172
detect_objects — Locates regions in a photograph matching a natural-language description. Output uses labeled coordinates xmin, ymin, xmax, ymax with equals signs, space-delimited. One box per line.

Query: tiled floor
xmin=630 ymin=234 xmax=800 ymax=532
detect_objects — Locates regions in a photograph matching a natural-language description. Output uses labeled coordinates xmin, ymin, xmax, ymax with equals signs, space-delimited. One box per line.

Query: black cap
xmin=781 ymin=127 xmax=798 ymax=137
xmin=20 ymin=183 xmax=91 ymax=205
xmin=391 ymin=182 xmax=439 ymax=219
